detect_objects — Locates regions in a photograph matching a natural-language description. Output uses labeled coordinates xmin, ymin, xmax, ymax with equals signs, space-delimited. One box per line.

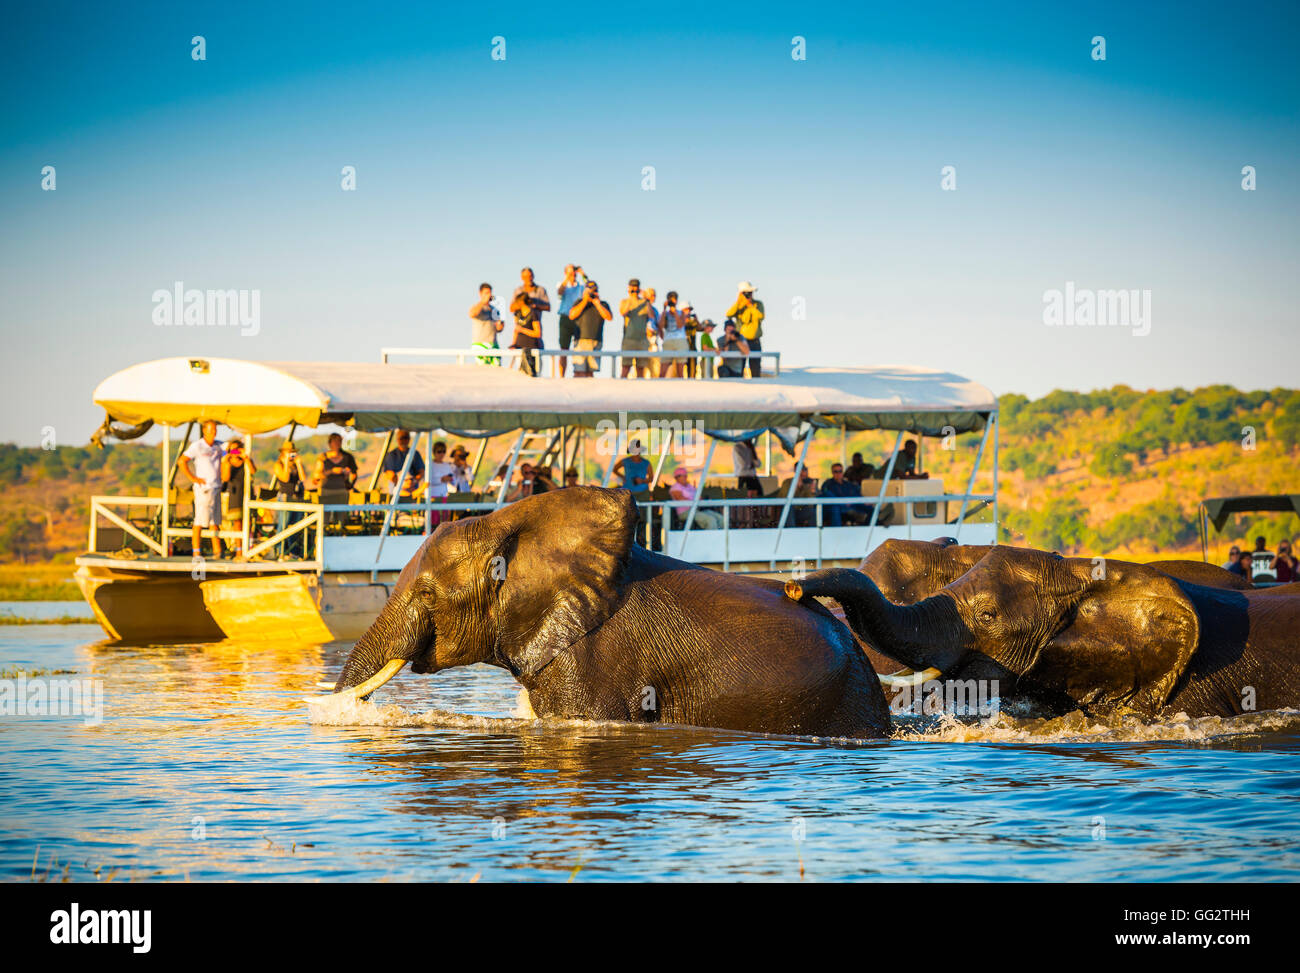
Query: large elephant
xmin=318 ymin=486 xmax=890 ymax=739
xmin=788 ymin=545 xmax=1300 ymax=719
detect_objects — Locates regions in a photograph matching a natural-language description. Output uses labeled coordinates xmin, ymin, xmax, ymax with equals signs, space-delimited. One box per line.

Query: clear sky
xmin=2 ymin=0 xmax=1297 ymax=445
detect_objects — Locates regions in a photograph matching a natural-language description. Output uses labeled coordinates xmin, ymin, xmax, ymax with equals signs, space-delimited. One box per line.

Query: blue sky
xmin=2 ymin=0 xmax=1297 ymax=444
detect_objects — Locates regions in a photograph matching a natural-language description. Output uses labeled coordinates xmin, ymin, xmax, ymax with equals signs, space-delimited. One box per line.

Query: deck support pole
xmin=863 ymin=430 xmax=904 ymax=556
xmin=496 ymin=429 xmax=527 ymax=508
xmin=771 ymin=425 xmax=815 ymax=568
xmin=675 ymin=437 xmax=717 ymax=558
xmin=953 ymin=419 xmax=992 ymax=544
xmin=372 ymin=436 xmax=418 ymax=582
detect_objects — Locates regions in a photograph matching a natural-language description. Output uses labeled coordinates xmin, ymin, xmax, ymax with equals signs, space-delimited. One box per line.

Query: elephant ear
xmin=487 ymin=486 xmax=637 ymax=676
xmin=1028 ymin=561 xmax=1200 ymax=715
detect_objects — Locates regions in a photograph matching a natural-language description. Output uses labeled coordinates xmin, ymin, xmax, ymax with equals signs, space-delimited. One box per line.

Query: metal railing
xmin=379 ymin=346 xmax=781 ymax=378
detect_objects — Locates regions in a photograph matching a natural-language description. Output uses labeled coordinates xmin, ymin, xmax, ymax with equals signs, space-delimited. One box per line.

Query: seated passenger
xmin=1272 ymin=539 xmax=1296 ymax=582
xmin=819 ymin=463 xmax=871 ymax=526
xmin=1228 ymin=550 xmax=1254 ymax=578
xmin=1221 ymin=545 xmax=1241 ymax=570
xmin=887 ymin=439 xmax=929 ymax=479
xmin=669 ymin=467 xmax=722 ymax=529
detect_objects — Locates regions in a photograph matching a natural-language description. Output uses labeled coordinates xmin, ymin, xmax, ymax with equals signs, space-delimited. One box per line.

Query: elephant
xmin=787 ymin=545 xmax=1300 ymax=719
xmin=861 ymin=538 xmax=1251 ymax=604
xmin=844 ymin=539 xmax=1252 ymax=682
xmin=318 ymin=486 xmax=891 ymax=739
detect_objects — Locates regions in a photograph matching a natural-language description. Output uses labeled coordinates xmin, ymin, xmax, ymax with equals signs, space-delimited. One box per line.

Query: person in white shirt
xmin=448 ymin=445 xmax=474 ymax=492
xmin=426 ymin=440 xmax=458 ymax=499
xmin=180 ymin=420 xmax=225 ymax=558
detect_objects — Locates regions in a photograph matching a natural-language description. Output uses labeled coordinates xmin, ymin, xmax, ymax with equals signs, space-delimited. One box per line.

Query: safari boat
xmin=75 ymin=348 xmax=1000 ymax=642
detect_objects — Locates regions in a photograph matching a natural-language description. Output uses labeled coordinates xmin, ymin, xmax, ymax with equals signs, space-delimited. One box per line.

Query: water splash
xmin=893 ymin=705 xmax=1300 ymax=744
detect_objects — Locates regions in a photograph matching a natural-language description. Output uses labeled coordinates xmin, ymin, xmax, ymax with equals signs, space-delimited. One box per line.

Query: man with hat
xmin=725 ymin=281 xmax=766 ymax=377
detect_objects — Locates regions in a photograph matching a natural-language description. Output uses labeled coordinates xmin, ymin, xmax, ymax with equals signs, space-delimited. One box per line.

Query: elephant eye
xmin=978 ymin=607 xmax=997 ymax=621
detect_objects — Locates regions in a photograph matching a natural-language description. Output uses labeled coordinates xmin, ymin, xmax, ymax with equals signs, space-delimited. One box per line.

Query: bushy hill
xmin=1 ymin=384 xmax=1296 ymax=565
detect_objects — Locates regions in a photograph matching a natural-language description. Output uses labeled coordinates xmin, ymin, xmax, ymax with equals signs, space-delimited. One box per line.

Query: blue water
xmin=0 ymin=601 xmax=93 ymax=621
xmin=2 ymin=624 xmax=1299 ymax=881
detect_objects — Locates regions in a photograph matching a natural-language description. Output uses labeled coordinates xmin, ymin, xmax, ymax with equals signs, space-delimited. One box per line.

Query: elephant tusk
xmin=877 ymin=667 xmax=942 ymax=689
xmin=307 ymin=659 xmax=406 ymax=704
xmin=784 ymin=580 xmax=804 ymax=600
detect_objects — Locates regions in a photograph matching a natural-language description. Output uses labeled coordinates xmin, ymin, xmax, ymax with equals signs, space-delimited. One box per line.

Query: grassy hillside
xmin=1 ymin=384 xmax=1296 ymax=575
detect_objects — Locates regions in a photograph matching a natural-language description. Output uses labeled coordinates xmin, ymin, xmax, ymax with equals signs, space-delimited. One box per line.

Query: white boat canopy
xmin=93 ymin=356 xmax=997 ymax=436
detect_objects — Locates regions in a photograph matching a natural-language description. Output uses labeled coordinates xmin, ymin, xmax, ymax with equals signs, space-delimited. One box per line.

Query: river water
xmin=2 ymin=623 xmax=1298 ymax=882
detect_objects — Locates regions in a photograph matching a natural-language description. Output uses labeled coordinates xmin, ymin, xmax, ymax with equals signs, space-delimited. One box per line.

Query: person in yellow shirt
xmin=725 ymin=281 xmax=766 ymax=376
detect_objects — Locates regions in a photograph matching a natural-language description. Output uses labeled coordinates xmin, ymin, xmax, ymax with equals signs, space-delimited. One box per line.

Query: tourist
xmin=697 ymin=319 xmax=717 ymax=378
xmin=1228 ymin=549 xmax=1254 ymax=578
xmin=270 ymin=441 xmax=310 ymax=556
xmin=1271 ymin=540 xmax=1296 ymax=582
xmin=658 ymin=291 xmax=689 ymax=378
xmin=619 ymin=278 xmax=653 ymax=378
xmin=448 ymin=445 xmax=473 ymax=493
xmin=561 ymin=467 xmax=580 ymax=488
xmin=733 ymin=437 xmax=762 ymax=494
xmin=220 ymin=436 xmax=256 ymax=556
xmin=715 ymin=320 xmax=750 ymax=378
xmin=613 ymin=439 xmax=652 ymax=491
xmin=312 ymin=432 xmax=356 ymax=530
xmin=681 ymin=301 xmax=700 ymax=377
xmin=509 ymin=285 xmax=544 ymax=377
xmin=819 ymin=463 xmax=871 ymax=527
xmin=554 ymin=264 xmax=587 ymax=376
xmin=670 ymin=467 xmax=722 ymax=529
xmin=725 ymin=281 xmax=765 ymax=377
xmin=778 ymin=464 xmax=818 ymax=527
xmin=426 ymin=440 xmax=457 ymax=500
xmin=512 ymin=267 xmax=551 ymax=333
xmin=180 ymin=420 xmax=224 ymax=558
xmin=468 ymin=283 xmax=504 ymax=365
xmin=1221 ymin=545 xmax=1241 ymax=570
xmin=845 ymin=452 xmax=873 ymax=484
xmin=381 ymin=429 xmax=425 ymax=499
xmin=313 ymin=432 xmax=357 ymax=493
xmin=507 ymin=462 xmax=543 ymax=501
xmin=887 ymin=439 xmax=928 ymax=479
xmin=567 ymin=278 xmax=613 ymax=378
xmin=643 ymin=287 xmax=661 ymax=377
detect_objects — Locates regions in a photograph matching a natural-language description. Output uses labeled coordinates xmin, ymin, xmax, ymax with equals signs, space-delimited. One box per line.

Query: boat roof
xmin=1200 ymin=494 xmax=1300 ymax=532
xmin=93 ymin=356 xmax=997 ymax=436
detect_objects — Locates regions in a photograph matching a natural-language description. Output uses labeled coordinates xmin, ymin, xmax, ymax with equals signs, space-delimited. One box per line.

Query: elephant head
xmin=789 ymin=546 xmax=1202 ymax=715
xmin=860 ymin=537 xmax=993 ymax=604
xmin=326 ymin=486 xmax=637 ymax=699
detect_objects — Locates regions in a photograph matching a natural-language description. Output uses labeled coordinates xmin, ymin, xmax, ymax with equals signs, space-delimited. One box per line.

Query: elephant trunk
xmin=330 ymin=584 xmax=435 ymax=696
xmin=786 ymin=569 xmax=969 ymax=674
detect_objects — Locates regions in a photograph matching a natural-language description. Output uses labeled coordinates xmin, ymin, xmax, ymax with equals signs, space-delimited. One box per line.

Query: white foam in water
xmin=305 ymin=687 xmax=1300 ymax=744
xmin=893 ymin=706 xmax=1300 ymax=744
